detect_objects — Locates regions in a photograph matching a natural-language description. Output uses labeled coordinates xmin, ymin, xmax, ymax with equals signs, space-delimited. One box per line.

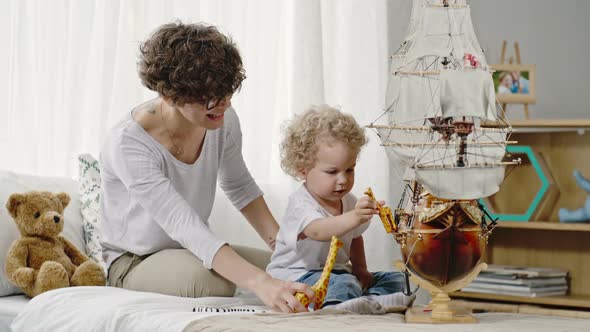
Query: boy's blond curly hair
xmin=280 ymin=105 xmax=368 ymax=179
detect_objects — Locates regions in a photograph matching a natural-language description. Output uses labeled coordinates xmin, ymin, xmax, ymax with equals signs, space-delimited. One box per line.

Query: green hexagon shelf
xmin=480 ymin=145 xmax=556 ymax=222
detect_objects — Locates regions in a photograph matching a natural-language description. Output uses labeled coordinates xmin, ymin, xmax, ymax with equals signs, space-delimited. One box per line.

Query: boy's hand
xmin=353 ymin=196 xmax=379 ymax=224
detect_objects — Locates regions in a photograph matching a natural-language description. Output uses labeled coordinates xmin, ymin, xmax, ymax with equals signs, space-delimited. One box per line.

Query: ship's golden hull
xmin=401 ymin=201 xmax=486 ymax=287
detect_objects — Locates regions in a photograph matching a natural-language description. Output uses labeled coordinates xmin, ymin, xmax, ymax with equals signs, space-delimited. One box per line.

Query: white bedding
xmin=11 ymin=286 xmax=590 ymax=332
xmin=0 ymin=295 xmax=29 ymax=332
xmin=185 ymin=311 xmax=590 ymax=332
xmin=11 ymin=286 xmax=267 ymax=332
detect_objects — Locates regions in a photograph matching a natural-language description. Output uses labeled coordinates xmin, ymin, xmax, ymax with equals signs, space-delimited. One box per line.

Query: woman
xmin=99 ymin=21 xmax=313 ymax=313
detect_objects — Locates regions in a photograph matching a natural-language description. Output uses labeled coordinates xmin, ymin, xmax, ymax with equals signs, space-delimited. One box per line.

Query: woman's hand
xmin=212 ymin=245 xmax=314 ymax=313
xmin=249 ymin=274 xmax=315 ymax=313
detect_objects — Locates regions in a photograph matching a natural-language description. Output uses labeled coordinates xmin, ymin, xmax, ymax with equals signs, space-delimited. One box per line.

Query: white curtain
xmin=1 ymin=0 xmax=404 ymax=270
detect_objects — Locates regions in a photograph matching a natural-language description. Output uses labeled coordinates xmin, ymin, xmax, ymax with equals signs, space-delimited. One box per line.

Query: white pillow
xmin=0 ymin=170 xmax=85 ymax=297
xmin=78 ymin=154 xmax=107 ymax=274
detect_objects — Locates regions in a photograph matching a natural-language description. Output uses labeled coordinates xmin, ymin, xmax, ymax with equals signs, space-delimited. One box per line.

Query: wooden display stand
xmin=394 ymin=261 xmax=487 ymax=323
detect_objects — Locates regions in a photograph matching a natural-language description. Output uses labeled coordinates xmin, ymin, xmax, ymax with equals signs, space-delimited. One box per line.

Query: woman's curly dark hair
xmin=138 ymin=21 xmax=246 ymax=105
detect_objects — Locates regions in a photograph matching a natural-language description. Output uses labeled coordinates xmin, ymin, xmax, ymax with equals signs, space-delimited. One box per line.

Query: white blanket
xmin=11 ymin=286 xmax=267 ymax=332
xmin=184 ymin=310 xmax=590 ymax=332
xmin=11 ymin=286 xmax=590 ymax=332
xmin=0 ymin=295 xmax=29 ymax=332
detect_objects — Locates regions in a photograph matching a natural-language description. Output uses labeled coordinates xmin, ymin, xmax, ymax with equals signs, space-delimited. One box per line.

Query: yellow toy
xmin=295 ymin=236 xmax=343 ymax=310
xmin=364 ymin=187 xmax=396 ymax=233
xmin=5 ymin=191 xmax=106 ymax=297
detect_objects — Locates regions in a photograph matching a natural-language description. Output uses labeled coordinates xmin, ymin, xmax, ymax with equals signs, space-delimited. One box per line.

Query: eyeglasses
xmin=203 ymin=95 xmax=232 ymax=111
xmin=205 ymin=99 xmax=218 ymax=111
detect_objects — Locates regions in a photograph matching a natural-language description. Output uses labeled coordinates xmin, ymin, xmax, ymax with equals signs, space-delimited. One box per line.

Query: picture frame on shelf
xmin=491 ymin=64 xmax=536 ymax=104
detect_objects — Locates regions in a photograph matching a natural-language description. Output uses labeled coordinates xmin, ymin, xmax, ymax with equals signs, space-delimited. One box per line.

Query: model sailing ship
xmin=367 ymin=0 xmax=520 ymax=323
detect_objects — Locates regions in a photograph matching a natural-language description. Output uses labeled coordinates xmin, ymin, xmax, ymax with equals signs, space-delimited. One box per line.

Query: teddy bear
xmin=4 ymin=191 xmax=106 ymax=297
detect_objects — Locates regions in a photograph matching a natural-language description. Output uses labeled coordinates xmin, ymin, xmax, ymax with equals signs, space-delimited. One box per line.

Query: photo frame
xmin=491 ymin=64 xmax=536 ymax=104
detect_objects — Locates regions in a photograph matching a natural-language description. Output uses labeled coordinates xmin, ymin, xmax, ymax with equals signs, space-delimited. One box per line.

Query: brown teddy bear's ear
xmin=56 ymin=192 xmax=71 ymax=209
xmin=6 ymin=194 xmax=26 ymax=218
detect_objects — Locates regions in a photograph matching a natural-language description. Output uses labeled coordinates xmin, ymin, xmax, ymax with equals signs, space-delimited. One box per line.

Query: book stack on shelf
xmin=461 ymin=264 xmax=569 ymax=298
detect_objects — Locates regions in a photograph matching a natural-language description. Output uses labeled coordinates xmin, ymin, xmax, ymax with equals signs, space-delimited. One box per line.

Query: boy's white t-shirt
xmin=266 ymin=184 xmax=369 ymax=281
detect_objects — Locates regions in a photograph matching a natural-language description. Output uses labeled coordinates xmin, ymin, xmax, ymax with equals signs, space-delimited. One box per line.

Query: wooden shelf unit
xmin=497 ymin=221 xmax=590 ymax=232
xmin=450 ymin=299 xmax=590 ymax=319
xmin=452 ymin=291 xmax=590 ymax=310
xmin=450 ymin=119 xmax=590 ymax=312
xmin=509 ymin=119 xmax=590 ymax=128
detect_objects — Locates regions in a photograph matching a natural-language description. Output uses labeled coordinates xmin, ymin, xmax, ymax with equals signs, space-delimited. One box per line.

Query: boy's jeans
xmin=296 ymin=269 xmax=405 ymax=307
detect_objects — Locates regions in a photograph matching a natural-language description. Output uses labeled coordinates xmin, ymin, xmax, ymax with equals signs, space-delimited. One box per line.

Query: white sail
xmin=386 ymin=69 xmax=497 ymax=124
xmin=414 ymin=128 xmax=507 ymax=166
xmin=439 ymin=69 xmax=497 ymax=121
xmin=394 ymin=0 xmax=487 ymax=68
xmin=375 ymin=126 xmax=436 ymax=167
xmin=370 ymin=0 xmax=517 ymax=201
xmin=373 ymin=126 xmax=507 ymax=167
xmin=465 ymin=128 xmax=507 ymax=164
xmin=415 ymin=165 xmax=505 ymax=199
xmin=386 ymin=74 xmax=441 ymax=123
xmin=385 ymin=0 xmax=496 ymax=124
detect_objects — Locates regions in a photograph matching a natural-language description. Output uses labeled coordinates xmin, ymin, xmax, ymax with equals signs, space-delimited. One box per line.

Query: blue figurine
xmin=559 ymin=170 xmax=590 ymax=223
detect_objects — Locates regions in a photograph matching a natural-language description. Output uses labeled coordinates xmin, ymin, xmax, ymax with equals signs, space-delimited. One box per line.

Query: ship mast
xmin=367 ymin=0 xmax=520 ymax=200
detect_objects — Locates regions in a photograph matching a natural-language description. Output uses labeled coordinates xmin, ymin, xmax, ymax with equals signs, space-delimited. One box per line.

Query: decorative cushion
xmin=0 ymin=170 xmax=85 ymax=296
xmin=78 ymin=154 xmax=107 ymax=273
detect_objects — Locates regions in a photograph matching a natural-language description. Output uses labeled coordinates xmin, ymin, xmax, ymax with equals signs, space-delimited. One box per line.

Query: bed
xmin=0 ymin=295 xmax=28 ymax=332
xmin=7 ymin=286 xmax=590 ymax=332
xmin=10 ymin=286 xmax=266 ymax=332
xmin=2 ymin=163 xmax=590 ymax=331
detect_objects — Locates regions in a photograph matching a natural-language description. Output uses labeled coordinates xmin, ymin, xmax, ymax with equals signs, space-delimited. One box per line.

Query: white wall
xmin=387 ymin=0 xmax=590 ymax=120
